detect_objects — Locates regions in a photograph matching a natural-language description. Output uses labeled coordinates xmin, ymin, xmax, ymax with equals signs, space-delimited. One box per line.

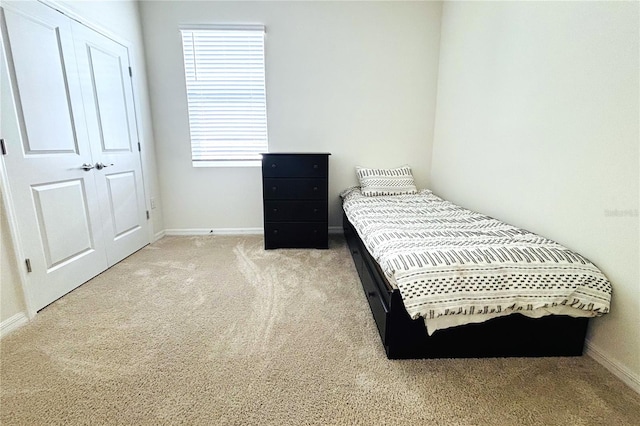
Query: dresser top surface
xmin=261 ymin=152 xmax=331 ymax=156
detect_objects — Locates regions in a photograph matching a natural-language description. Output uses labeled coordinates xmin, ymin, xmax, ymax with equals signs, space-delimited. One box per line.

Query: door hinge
xmin=146 ymin=210 xmax=150 ymax=220
xmin=25 ymin=258 xmax=32 ymax=273
xmin=138 ymin=142 xmax=141 ymax=152
xmin=129 ymin=67 xmax=132 ymax=77
xmin=1 ymin=138 xmax=6 ymax=155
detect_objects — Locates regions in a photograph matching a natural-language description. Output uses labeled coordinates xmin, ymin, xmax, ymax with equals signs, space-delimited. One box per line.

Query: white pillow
xmin=356 ymin=165 xmax=418 ymax=196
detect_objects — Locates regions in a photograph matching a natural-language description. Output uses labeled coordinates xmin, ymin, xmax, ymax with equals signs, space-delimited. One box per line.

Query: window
xmin=180 ymin=25 xmax=268 ymax=165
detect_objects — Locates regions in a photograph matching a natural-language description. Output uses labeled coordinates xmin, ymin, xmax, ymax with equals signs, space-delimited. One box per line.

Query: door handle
xmin=95 ymin=162 xmax=114 ymax=170
xmin=80 ymin=163 xmax=95 ymax=171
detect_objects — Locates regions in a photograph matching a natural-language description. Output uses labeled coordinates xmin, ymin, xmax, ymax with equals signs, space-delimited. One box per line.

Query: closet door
xmin=72 ymin=23 xmax=148 ymax=265
xmin=1 ymin=2 xmax=108 ymax=310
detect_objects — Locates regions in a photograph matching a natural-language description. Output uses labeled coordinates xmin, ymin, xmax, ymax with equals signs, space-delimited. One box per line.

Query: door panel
xmin=105 ymin=171 xmax=141 ymax=239
xmin=1 ymin=2 xmax=108 ymax=311
xmin=87 ymin=46 xmax=131 ymax=152
xmin=72 ymin=22 xmax=148 ymax=265
xmin=5 ymin=8 xmax=79 ymax=154
xmin=31 ymin=180 xmax=95 ymax=270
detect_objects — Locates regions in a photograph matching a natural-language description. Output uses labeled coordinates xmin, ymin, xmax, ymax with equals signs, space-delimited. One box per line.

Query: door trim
xmin=0 ymin=9 xmax=36 ymax=318
xmin=0 ymin=163 xmax=36 ymax=319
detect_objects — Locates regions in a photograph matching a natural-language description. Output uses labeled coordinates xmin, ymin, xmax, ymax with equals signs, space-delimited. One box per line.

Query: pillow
xmin=356 ymin=165 xmax=418 ymax=196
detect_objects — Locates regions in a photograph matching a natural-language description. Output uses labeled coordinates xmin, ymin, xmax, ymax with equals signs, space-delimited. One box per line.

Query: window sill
xmin=192 ymin=160 xmax=261 ymax=168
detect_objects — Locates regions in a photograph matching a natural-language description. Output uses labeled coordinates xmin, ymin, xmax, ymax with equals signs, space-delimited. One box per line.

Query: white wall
xmin=0 ymin=0 xmax=162 ymax=323
xmin=139 ymin=0 xmax=442 ymax=231
xmin=432 ymin=1 xmax=639 ymax=387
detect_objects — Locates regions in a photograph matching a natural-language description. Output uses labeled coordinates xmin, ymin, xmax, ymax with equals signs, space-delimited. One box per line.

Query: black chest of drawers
xmin=261 ymin=153 xmax=330 ymax=249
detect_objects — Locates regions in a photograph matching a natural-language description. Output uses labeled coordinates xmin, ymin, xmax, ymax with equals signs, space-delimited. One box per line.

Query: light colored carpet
xmin=1 ymin=235 xmax=639 ymax=425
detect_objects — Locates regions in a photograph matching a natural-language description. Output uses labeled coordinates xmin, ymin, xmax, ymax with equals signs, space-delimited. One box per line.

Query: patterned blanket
xmin=341 ymin=188 xmax=611 ymax=334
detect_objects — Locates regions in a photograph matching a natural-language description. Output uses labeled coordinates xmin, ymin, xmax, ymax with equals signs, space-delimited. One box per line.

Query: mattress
xmin=341 ymin=187 xmax=612 ymax=334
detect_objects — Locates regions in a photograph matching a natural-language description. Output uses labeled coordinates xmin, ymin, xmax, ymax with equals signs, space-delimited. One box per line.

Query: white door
xmin=1 ymin=1 xmax=149 ymax=311
xmin=72 ymin=22 xmax=148 ymax=265
xmin=1 ymin=2 xmax=108 ymax=310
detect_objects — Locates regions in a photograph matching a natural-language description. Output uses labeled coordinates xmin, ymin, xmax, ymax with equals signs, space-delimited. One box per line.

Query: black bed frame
xmin=343 ymin=213 xmax=589 ymax=359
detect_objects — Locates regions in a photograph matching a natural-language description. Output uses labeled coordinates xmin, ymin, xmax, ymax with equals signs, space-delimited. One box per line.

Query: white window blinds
xmin=180 ymin=26 xmax=268 ymax=163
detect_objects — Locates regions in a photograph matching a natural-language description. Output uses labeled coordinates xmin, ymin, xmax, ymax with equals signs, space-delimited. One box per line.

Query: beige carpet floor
xmin=1 ymin=235 xmax=639 ymax=425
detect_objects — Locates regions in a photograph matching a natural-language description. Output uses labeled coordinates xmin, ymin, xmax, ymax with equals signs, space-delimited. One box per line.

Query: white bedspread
xmin=341 ymin=188 xmax=612 ymax=334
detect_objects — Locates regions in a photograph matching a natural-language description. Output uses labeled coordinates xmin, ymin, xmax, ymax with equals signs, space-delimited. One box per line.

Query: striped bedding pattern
xmin=341 ymin=187 xmax=612 ymax=334
xmin=356 ymin=166 xmax=418 ymax=196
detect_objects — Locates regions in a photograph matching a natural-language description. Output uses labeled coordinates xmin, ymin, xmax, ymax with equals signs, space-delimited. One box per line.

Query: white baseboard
xmin=162 ymin=227 xmax=343 ymax=237
xmin=153 ymin=230 xmax=166 ymax=241
xmin=164 ymin=228 xmax=263 ymax=236
xmin=329 ymin=226 xmax=344 ymax=235
xmin=585 ymin=339 xmax=640 ymax=394
xmin=1 ymin=312 xmax=28 ymax=338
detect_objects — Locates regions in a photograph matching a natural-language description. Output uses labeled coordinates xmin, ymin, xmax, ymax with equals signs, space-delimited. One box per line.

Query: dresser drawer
xmin=360 ymin=258 xmax=388 ymax=343
xmin=264 ymin=200 xmax=327 ymax=222
xmin=262 ymin=154 xmax=328 ymax=178
xmin=264 ymin=223 xmax=328 ymax=249
xmin=263 ymin=178 xmax=327 ymax=200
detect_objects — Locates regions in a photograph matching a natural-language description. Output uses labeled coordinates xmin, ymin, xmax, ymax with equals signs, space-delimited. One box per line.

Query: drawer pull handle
xmin=271 ymin=164 xmax=277 ymax=168
xmin=313 ymin=208 xmax=318 ymax=213
xmin=313 ymin=164 xmax=318 ymax=169
xmin=313 ymin=186 xmax=318 ymax=191
xmin=273 ymin=208 xmax=278 ymax=213
xmin=313 ymin=230 xmax=318 ymax=234
xmin=271 ymin=186 xmax=277 ymax=191
xmin=273 ymin=229 xmax=279 ymax=234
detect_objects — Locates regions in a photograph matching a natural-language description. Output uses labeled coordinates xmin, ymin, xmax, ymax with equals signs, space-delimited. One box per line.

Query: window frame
xmin=179 ymin=24 xmax=269 ymax=167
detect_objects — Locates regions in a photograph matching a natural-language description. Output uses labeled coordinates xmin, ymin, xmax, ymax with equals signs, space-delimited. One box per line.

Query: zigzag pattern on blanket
xmin=342 ymin=188 xmax=612 ymax=326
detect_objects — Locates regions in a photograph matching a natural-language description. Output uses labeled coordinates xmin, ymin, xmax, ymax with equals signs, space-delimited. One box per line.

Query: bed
xmin=341 ymin=186 xmax=612 ymax=359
